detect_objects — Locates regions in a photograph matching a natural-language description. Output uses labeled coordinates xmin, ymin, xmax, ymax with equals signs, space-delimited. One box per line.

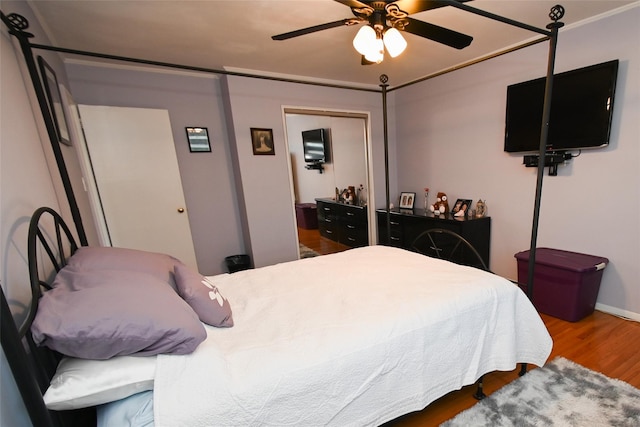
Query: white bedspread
xmin=154 ymin=246 xmax=552 ymax=426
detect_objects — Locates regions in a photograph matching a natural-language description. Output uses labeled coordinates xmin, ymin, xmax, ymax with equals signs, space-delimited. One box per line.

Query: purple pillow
xmin=32 ymin=267 xmax=206 ymax=359
xmin=67 ymin=246 xmax=181 ymax=289
xmin=174 ymin=263 xmax=234 ymax=327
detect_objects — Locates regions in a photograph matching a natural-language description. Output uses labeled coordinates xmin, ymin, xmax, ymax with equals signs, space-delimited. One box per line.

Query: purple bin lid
xmin=515 ymin=248 xmax=608 ymax=273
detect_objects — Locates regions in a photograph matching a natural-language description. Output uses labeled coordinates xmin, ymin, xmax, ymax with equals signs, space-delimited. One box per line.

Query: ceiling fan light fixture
xmin=353 ymin=25 xmax=377 ymax=55
xmin=363 ymin=37 xmax=384 ymax=64
xmin=383 ymin=27 xmax=407 ymax=58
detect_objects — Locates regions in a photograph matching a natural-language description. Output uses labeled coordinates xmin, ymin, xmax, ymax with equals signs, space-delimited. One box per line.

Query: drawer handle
xmin=326 ymin=230 xmax=333 ymax=234
xmin=390 ymin=221 xmax=400 ymax=226
xmin=347 ymin=225 xmax=355 ymax=229
xmin=346 ymin=212 xmax=355 ymax=216
xmin=323 ymin=207 xmax=331 ymax=211
xmin=390 ymin=237 xmax=400 ymax=241
xmin=324 ymin=218 xmax=332 ymax=223
xmin=347 ymin=237 xmax=356 ymax=242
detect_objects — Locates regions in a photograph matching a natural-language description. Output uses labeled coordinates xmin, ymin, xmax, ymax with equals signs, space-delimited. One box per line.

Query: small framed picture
xmin=399 ymin=192 xmax=416 ymax=209
xmin=186 ymin=127 xmax=211 ymax=152
xmin=452 ymin=199 xmax=473 ymax=216
xmin=251 ymin=128 xmax=275 ymax=155
xmin=38 ymin=56 xmax=71 ymax=146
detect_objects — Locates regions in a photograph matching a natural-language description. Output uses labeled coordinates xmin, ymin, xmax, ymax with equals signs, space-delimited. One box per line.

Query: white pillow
xmin=44 ymin=355 xmax=157 ymax=410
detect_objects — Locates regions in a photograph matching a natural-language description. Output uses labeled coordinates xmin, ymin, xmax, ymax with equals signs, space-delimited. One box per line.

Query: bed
xmin=2 ymin=207 xmax=552 ymax=426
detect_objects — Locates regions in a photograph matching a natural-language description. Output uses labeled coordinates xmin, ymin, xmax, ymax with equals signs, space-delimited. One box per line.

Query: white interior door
xmin=78 ymin=105 xmax=198 ymax=269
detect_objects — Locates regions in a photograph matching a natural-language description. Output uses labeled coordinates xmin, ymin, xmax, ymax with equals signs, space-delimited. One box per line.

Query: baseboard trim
xmin=596 ymin=303 xmax=640 ymax=322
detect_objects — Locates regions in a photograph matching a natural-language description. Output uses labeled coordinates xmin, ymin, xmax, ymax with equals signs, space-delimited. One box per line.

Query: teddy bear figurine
xmin=429 ymin=192 xmax=449 ymax=215
xmin=344 ymin=186 xmax=356 ymax=205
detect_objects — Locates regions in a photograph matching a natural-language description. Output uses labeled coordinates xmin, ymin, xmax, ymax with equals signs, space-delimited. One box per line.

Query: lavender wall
xmin=65 ymin=63 xmax=245 ymax=275
xmin=393 ymin=6 xmax=640 ymax=319
xmin=221 ymin=75 xmax=388 ymax=267
xmin=65 ymin=63 xmax=391 ymax=272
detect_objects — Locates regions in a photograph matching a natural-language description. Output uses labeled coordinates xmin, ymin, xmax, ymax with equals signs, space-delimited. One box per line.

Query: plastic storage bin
xmin=295 ymin=203 xmax=318 ymax=229
xmin=225 ymin=254 xmax=251 ymax=273
xmin=515 ymin=248 xmax=608 ymax=322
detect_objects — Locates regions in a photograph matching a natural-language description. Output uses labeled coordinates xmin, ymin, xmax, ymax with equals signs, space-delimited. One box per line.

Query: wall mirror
xmin=285 ymin=109 xmax=371 ymax=259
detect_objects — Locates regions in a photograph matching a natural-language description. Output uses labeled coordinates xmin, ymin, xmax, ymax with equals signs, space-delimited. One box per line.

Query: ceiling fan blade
xmin=390 ymin=0 xmax=473 ymax=15
xmin=333 ymin=0 xmax=373 ymax=10
xmin=402 ymin=17 xmax=472 ymax=49
xmin=272 ymin=19 xmax=356 ymax=41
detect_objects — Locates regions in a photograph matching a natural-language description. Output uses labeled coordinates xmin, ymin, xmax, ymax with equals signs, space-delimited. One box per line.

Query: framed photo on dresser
xmin=452 ymin=199 xmax=472 ymax=216
xmin=399 ymin=192 xmax=415 ymax=209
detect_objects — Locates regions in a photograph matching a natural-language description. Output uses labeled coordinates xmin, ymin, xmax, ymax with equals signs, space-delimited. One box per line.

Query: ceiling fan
xmin=272 ymin=0 xmax=474 ymax=64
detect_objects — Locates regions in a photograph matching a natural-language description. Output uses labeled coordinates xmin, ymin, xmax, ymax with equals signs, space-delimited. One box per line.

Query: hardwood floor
xmin=298 ymin=228 xmax=640 ymax=425
xmin=297 ymin=227 xmax=350 ymax=255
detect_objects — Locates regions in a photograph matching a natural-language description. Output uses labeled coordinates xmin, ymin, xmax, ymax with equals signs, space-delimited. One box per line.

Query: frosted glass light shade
xmin=383 ymin=27 xmax=407 ymax=58
xmin=353 ymin=25 xmax=377 ymax=55
xmin=364 ymin=37 xmax=384 ymax=63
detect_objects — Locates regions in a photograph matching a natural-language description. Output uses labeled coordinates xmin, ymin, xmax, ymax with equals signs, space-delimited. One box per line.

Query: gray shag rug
xmin=442 ymin=357 xmax=640 ymax=427
xmin=299 ymin=243 xmax=320 ymax=259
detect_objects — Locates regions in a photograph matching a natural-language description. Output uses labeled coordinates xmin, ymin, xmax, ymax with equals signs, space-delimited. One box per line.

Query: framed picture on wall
xmin=399 ymin=192 xmax=416 ymax=209
xmin=186 ymin=127 xmax=211 ymax=152
xmin=37 ymin=56 xmax=71 ymax=146
xmin=251 ymin=128 xmax=275 ymax=155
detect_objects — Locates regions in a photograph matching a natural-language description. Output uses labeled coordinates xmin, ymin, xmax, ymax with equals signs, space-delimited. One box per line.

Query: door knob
xmin=177 ymin=208 xmax=185 ymax=213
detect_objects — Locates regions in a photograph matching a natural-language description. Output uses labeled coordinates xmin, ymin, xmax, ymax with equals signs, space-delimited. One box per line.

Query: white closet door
xmin=78 ymin=105 xmax=198 ymax=269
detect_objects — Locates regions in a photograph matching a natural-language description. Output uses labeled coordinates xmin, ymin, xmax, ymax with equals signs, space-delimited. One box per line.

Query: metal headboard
xmin=23 ymin=206 xmax=79 ymax=336
xmin=1 ymin=207 xmax=94 ymax=427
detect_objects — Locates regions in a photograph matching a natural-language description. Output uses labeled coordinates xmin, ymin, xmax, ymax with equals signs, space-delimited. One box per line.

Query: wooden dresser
xmin=316 ymin=198 xmax=368 ymax=248
xmin=377 ymin=208 xmax=491 ymax=267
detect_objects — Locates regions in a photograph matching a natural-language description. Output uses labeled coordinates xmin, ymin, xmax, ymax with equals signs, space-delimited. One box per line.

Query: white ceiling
xmin=25 ymin=0 xmax=637 ymax=87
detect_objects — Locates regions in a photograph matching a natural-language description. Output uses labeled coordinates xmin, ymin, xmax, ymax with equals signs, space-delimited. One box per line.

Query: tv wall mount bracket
xmin=523 ymin=151 xmax=573 ymax=176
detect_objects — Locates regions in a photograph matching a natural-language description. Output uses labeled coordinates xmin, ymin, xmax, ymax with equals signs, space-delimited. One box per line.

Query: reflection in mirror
xmin=285 ymin=111 xmax=369 ymax=258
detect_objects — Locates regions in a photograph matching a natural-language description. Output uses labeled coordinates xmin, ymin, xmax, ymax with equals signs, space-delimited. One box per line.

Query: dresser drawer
xmin=342 ymin=232 xmax=367 ymax=247
xmin=376 ymin=208 xmax=491 ymax=267
xmin=317 ymin=201 xmax=336 ymax=221
xmin=341 ymin=221 xmax=367 ymax=247
xmin=316 ymin=199 xmax=368 ymax=248
xmin=377 ymin=212 xmax=404 ymax=247
xmin=343 ymin=206 xmax=366 ymax=223
xmin=318 ymin=216 xmax=337 ymax=238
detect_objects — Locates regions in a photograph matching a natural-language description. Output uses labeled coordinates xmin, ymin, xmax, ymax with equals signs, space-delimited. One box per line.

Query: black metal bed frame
xmin=0 ymin=3 xmax=564 ymax=302
xmin=0 ymin=3 xmax=565 ymax=425
xmin=1 ymin=207 xmax=523 ymax=425
xmin=0 ymin=207 xmax=94 ymax=427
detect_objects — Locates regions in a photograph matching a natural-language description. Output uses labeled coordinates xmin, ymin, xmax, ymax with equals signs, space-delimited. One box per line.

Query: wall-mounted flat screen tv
xmin=302 ymin=128 xmax=329 ymax=163
xmin=504 ymin=59 xmax=618 ymax=153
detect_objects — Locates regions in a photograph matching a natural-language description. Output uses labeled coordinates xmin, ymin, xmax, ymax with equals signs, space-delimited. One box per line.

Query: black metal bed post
xmin=0 ymin=287 xmax=55 ymax=427
xmin=527 ymin=6 xmax=565 ymax=300
xmin=380 ymin=74 xmax=391 ymax=244
xmin=439 ymin=1 xmax=565 ymax=302
xmin=1 ymin=12 xmax=88 ymax=246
